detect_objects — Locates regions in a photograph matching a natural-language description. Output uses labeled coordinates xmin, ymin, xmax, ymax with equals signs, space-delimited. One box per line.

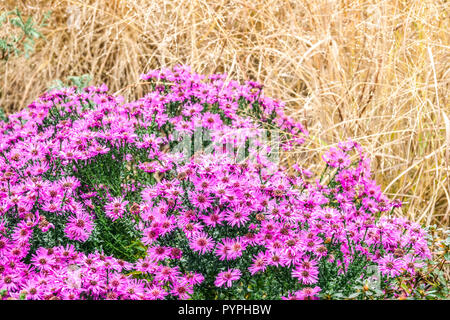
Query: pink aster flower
xmin=189 ymin=231 xmax=215 ymax=254
xmin=200 ymin=210 xmax=225 ymax=227
xmin=283 ymin=287 xmax=321 ymax=300
xmin=248 ymin=251 xmax=268 ymax=275
xmin=104 ymin=197 xmax=129 ymax=221
xmin=403 ymin=254 xmax=425 ymax=276
xmin=267 ymin=250 xmax=284 ymax=267
xmin=184 ymin=272 xmax=205 ymax=286
xmin=179 ymin=220 xmax=204 ymax=238
xmin=296 ymin=256 xmax=318 ymax=271
xmin=201 ymin=112 xmax=223 ymax=130
xmin=30 ymin=250 xmax=56 ymax=271
xmin=154 ymin=265 xmax=181 ymax=283
xmin=0 ymin=273 xmax=20 ymax=292
xmin=84 ymin=273 xmax=106 ymax=297
xmin=299 ymin=286 xmax=321 ymax=300
xmin=189 ymin=191 xmax=213 ymax=211
xmin=58 ymin=176 xmax=81 ymax=194
xmin=11 ymin=225 xmax=33 ymax=245
xmin=214 ymin=239 xmax=231 ymax=261
xmin=175 ymin=120 xmax=194 ymax=135
xmin=146 ymin=285 xmax=168 ymax=300
xmin=170 ymin=280 xmax=194 ymax=300
xmin=22 ymin=279 xmax=44 ymax=300
xmin=281 ymin=292 xmax=302 ymax=300
xmin=322 ymin=147 xmax=351 ymax=169
xmin=64 ymin=211 xmax=94 ymax=242
xmin=141 ymin=226 xmax=162 ymax=245
xmin=214 ymin=268 xmax=242 ymax=288
xmin=378 ymin=254 xmax=405 ymax=278
xmin=135 ymin=257 xmax=157 ymax=273
xmin=292 ymin=264 xmax=319 ymax=285
xmin=122 ymin=278 xmax=146 ymax=300
xmin=224 ymin=207 xmax=250 ymax=228
xmin=147 ymin=246 xmax=169 ymax=262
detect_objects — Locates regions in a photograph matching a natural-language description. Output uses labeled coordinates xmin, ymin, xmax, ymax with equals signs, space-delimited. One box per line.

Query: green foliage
xmin=401 ymin=227 xmax=450 ymax=300
xmin=0 ymin=106 xmax=8 ymax=122
xmin=49 ymin=74 xmax=93 ymax=92
xmin=0 ymin=8 xmax=50 ymax=61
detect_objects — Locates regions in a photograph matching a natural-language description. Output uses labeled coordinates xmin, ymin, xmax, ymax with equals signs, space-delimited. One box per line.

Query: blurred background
xmin=0 ymin=0 xmax=448 ymax=228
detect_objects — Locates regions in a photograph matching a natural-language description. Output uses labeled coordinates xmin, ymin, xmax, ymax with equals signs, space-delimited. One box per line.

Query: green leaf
xmin=0 ymin=107 xmax=8 ymax=122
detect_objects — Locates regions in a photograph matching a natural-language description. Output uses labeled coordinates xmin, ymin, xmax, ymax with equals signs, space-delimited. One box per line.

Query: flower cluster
xmin=0 ymin=65 xmax=432 ymax=300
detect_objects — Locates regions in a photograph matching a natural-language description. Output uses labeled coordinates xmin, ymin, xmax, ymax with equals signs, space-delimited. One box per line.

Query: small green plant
xmin=0 ymin=106 xmax=8 ymax=122
xmin=0 ymin=8 xmax=50 ymax=61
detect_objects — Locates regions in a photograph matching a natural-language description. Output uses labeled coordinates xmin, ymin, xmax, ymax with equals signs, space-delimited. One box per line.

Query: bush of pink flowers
xmin=0 ymin=65 xmax=433 ymax=300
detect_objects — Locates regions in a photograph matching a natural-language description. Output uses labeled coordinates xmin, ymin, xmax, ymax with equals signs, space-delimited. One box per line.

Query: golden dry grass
xmin=1 ymin=0 xmax=449 ymax=227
